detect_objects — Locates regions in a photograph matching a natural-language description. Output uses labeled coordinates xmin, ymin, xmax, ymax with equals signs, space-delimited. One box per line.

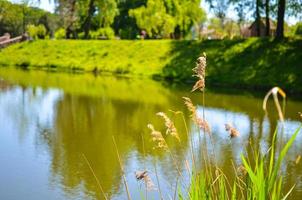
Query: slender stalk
xmin=173 ymin=176 xmax=179 ymax=200
xmin=82 ymin=154 xmax=108 ymax=200
xmin=112 ymin=136 xmax=132 ymax=200
xmin=141 ymin=133 xmax=148 ymax=200
xmin=154 ymin=162 xmax=164 ymax=200
xmin=174 ymin=111 xmax=196 ymax=173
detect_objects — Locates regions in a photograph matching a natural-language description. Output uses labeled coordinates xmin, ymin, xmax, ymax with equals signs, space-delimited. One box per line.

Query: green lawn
xmin=0 ymin=38 xmax=301 ymax=92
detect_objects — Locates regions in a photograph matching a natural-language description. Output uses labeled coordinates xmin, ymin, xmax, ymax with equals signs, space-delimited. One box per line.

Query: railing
xmin=0 ymin=34 xmax=28 ymax=49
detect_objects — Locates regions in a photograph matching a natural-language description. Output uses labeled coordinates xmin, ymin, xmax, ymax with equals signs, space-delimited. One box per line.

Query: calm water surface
xmin=0 ymin=69 xmax=301 ymax=199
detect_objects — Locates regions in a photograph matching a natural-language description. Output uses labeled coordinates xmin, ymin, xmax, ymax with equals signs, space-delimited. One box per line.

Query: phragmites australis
xmin=156 ymin=112 xmax=180 ymax=141
xmin=299 ymin=112 xmax=302 ymax=120
xmin=225 ymin=123 xmax=240 ymax=138
xmin=135 ymin=170 xmax=156 ymax=191
xmin=237 ymin=165 xmax=247 ymax=176
xmin=147 ymin=124 xmax=167 ymax=149
xmin=183 ymin=97 xmax=211 ymax=133
xmin=192 ymin=53 xmax=207 ymax=92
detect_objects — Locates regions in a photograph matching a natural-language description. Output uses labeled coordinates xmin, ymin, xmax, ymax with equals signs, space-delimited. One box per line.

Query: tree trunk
xmin=265 ymin=0 xmax=270 ymax=36
xmin=83 ymin=0 xmax=95 ymax=39
xmin=276 ymin=0 xmax=286 ymax=38
xmin=65 ymin=0 xmax=77 ymax=39
xmin=256 ymin=0 xmax=261 ymax=37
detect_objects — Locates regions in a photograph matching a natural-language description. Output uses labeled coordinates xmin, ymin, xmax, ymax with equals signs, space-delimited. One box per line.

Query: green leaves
xmin=241 ymin=126 xmax=301 ymax=199
xmin=129 ymin=0 xmax=205 ymax=38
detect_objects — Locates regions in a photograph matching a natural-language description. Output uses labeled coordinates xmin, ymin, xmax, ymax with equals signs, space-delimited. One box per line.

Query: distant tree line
xmin=0 ymin=0 xmax=301 ymax=39
xmin=0 ymin=0 xmax=60 ymax=37
xmin=207 ymin=0 xmax=302 ymax=38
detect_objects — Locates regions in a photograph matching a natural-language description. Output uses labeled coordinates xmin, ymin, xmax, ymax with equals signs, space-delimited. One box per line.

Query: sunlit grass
xmin=0 ymin=38 xmax=301 ymax=92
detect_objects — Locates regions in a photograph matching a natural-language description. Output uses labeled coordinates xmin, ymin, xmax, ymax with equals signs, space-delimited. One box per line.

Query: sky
xmin=10 ymin=0 xmax=299 ymax=25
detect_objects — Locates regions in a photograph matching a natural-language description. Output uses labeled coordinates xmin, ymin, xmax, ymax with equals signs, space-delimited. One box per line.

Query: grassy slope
xmin=0 ymin=38 xmax=301 ymax=92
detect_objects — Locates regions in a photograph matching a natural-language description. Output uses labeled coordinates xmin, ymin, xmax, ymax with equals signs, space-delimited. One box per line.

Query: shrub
xmin=295 ymin=23 xmax=302 ymax=36
xmin=90 ymin=27 xmax=115 ymax=40
xmin=54 ymin=28 xmax=66 ymax=39
xmin=27 ymin=24 xmax=47 ymax=39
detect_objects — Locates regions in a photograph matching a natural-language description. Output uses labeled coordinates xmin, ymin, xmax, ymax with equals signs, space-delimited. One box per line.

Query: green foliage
xmin=182 ymin=126 xmax=301 ymax=199
xmin=129 ymin=0 xmax=205 ymax=38
xmin=0 ymin=0 xmax=59 ymax=37
xmin=113 ymin=0 xmax=147 ymax=39
xmin=95 ymin=0 xmax=119 ymax=28
xmin=90 ymin=27 xmax=115 ymax=39
xmin=295 ymin=23 xmax=302 ymax=36
xmin=54 ymin=28 xmax=66 ymax=39
xmin=129 ymin=0 xmax=175 ymax=37
xmin=27 ymin=24 xmax=47 ymax=39
xmin=241 ymin=127 xmax=300 ymax=199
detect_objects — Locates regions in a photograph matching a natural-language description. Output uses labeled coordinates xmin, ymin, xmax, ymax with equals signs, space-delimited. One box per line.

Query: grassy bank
xmin=0 ymin=38 xmax=301 ymax=92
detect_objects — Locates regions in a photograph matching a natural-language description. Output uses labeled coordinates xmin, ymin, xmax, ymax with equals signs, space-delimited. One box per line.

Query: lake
xmin=0 ymin=68 xmax=301 ymax=200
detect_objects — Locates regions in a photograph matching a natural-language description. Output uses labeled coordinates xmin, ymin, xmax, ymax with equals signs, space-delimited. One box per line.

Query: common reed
xmin=96 ymin=52 xmax=300 ymax=200
xmin=146 ymin=54 xmax=299 ymax=200
xmin=147 ymin=124 xmax=167 ymax=150
xmin=112 ymin=136 xmax=132 ymax=200
xmin=263 ymin=86 xmax=286 ymax=122
xmin=82 ymin=154 xmax=108 ymax=200
xmin=183 ymin=97 xmax=211 ymax=134
xmin=156 ymin=112 xmax=180 ymax=141
xmin=192 ymin=53 xmax=206 ymax=92
xmin=135 ymin=170 xmax=156 ymax=191
xmin=225 ymin=123 xmax=240 ymax=138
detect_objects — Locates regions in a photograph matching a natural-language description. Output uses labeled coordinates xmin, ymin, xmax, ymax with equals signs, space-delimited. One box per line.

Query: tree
xmin=129 ymin=0 xmax=175 ymax=37
xmin=255 ymin=0 xmax=261 ymax=36
xmin=113 ymin=0 xmax=147 ymax=39
xmin=56 ymin=0 xmax=78 ymax=38
xmin=0 ymin=0 xmax=58 ymax=37
xmin=265 ymin=0 xmax=270 ymax=36
xmin=129 ymin=0 xmax=205 ymax=39
xmin=95 ymin=0 xmax=118 ymax=28
xmin=230 ymin=0 xmax=252 ymax=35
xmin=206 ymin=0 xmax=228 ymax=27
xmin=276 ymin=0 xmax=285 ymax=38
xmin=82 ymin=0 xmax=95 ymax=39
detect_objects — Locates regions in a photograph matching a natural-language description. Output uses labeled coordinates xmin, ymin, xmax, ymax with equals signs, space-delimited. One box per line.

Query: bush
xmin=295 ymin=23 xmax=302 ymax=36
xmin=27 ymin=24 xmax=47 ymax=39
xmin=54 ymin=28 xmax=66 ymax=39
xmin=90 ymin=27 xmax=115 ymax=39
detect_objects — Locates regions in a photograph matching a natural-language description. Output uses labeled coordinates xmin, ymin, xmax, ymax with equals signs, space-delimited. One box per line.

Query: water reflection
xmin=0 ymin=70 xmax=301 ymax=199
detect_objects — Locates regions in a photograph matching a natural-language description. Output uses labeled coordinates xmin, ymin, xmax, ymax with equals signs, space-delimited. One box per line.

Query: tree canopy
xmin=1 ymin=0 xmax=301 ymax=39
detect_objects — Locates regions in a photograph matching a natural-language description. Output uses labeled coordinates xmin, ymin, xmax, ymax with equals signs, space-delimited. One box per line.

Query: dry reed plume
xmin=225 ymin=123 xmax=240 ymax=138
xmin=183 ymin=97 xmax=211 ymax=133
xmin=192 ymin=53 xmax=207 ymax=92
xmin=263 ymin=86 xmax=286 ymax=122
xmin=296 ymin=155 xmax=301 ymax=165
xmin=156 ymin=112 xmax=180 ymax=141
xmin=147 ymin=124 xmax=167 ymax=149
xmin=135 ymin=170 xmax=156 ymax=191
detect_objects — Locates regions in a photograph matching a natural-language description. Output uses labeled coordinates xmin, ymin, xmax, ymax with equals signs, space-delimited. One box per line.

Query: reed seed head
xmin=237 ymin=165 xmax=247 ymax=176
xmin=225 ymin=123 xmax=240 ymax=138
xmin=183 ymin=97 xmax=211 ymax=133
xmin=147 ymin=124 xmax=167 ymax=149
xmin=156 ymin=112 xmax=180 ymax=141
xmin=196 ymin=118 xmax=211 ymax=133
xmin=135 ymin=170 xmax=156 ymax=191
xmin=192 ymin=53 xmax=207 ymax=92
